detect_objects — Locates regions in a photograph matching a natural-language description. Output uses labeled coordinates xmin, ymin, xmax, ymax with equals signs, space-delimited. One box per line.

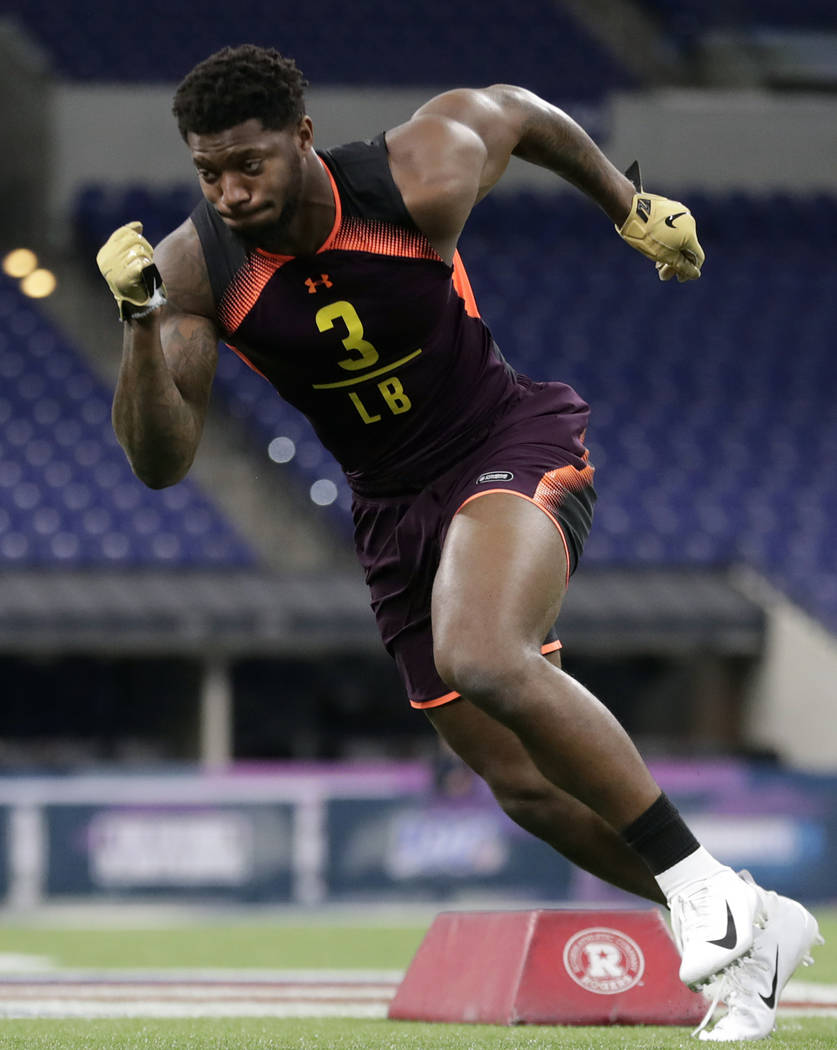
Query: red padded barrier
xmin=388 ymin=908 xmax=708 ymax=1026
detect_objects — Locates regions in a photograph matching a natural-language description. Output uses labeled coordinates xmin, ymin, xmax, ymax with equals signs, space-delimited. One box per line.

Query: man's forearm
xmin=498 ymin=86 xmax=635 ymax=225
xmin=488 ymin=86 xmax=704 ymax=281
xmin=113 ymin=317 xmax=201 ymax=488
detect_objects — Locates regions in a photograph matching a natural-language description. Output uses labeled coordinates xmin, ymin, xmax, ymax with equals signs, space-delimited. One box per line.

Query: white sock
xmin=655 ymin=845 xmax=728 ymax=901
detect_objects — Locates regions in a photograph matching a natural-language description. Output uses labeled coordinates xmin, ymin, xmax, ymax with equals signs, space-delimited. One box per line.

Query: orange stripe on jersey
xmin=317 ymin=163 xmax=343 ymax=252
xmin=255 ymin=162 xmax=344 ymax=261
xmin=225 ymin=342 xmax=268 ymax=380
xmin=217 ymin=161 xmax=343 ymax=334
xmin=330 ymin=215 xmax=442 ymax=261
xmin=452 ymin=252 xmax=480 ymax=318
xmin=219 ymin=251 xmax=290 ymax=334
xmin=321 ymin=158 xmax=439 ymax=261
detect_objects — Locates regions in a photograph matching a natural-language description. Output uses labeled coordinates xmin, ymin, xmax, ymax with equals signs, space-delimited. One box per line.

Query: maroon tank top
xmin=191 ymin=133 xmax=586 ymax=496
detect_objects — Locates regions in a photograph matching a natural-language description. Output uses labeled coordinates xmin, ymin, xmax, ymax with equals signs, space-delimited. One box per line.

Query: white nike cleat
xmin=669 ymin=866 xmax=765 ymax=987
xmin=694 ymin=876 xmax=823 ymax=1041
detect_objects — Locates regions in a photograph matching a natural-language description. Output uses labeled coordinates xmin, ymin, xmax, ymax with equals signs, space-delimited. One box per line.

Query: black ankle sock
xmin=620 ymin=792 xmax=700 ymax=875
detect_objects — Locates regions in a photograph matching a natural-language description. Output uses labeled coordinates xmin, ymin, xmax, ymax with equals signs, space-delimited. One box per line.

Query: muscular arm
xmin=386 ymin=85 xmax=635 ymax=261
xmin=111 ymin=220 xmax=219 ymax=488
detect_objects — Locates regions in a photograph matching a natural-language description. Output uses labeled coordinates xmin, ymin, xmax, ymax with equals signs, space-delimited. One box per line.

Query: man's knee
xmin=434 ymin=630 xmax=518 ymax=705
xmin=433 ymin=629 xmax=535 ymax=718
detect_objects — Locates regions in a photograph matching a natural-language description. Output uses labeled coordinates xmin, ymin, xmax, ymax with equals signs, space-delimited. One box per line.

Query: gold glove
xmin=617 ymin=188 xmax=705 ymax=283
xmin=96 ymin=221 xmax=167 ymax=320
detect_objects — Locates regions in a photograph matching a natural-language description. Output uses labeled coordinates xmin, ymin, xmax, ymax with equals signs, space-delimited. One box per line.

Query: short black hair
xmin=172 ymin=44 xmax=308 ymax=140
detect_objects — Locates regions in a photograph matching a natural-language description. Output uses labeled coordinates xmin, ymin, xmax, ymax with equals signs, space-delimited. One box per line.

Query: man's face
xmin=187 ymin=117 xmax=308 ymax=248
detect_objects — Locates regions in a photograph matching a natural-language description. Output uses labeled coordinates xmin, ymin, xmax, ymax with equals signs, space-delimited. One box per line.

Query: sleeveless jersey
xmin=191 ymin=134 xmax=586 ymax=496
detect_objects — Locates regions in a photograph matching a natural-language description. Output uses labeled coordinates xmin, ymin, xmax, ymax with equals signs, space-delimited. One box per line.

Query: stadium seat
xmin=7 ymin=0 xmax=634 ymax=101
xmin=0 ymin=275 xmax=256 ymax=568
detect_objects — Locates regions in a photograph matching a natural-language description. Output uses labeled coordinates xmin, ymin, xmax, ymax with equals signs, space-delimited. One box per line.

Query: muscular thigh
xmin=432 ymin=490 xmax=569 ymax=660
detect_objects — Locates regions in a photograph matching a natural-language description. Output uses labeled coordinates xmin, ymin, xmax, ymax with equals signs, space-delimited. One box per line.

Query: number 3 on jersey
xmin=315 ymin=300 xmax=379 ymax=371
xmin=315 ymin=300 xmax=412 ymax=423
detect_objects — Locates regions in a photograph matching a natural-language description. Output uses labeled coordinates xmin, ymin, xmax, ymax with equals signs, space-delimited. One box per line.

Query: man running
xmin=96 ymin=45 xmax=821 ymax=1039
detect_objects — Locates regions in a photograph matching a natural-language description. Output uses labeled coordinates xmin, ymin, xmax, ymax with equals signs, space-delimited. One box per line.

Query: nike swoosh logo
xmin=664 ymin=211 xmax=687 ymax=228
xmin=708 ymin=903 xmax=738 ymax=949
xmin=759 ymin=947 xmax=779 ymax=1009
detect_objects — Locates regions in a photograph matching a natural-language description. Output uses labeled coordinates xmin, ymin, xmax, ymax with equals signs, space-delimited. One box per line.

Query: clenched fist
xmin=96 ymin=222 xmax=167 ymax=320
xmin=616 ymin=192 xmax=705 ymax=283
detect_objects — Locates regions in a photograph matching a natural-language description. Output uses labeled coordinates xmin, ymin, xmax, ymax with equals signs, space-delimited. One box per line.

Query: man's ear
xmin=297 ymin=115 xmax=314 ymax=150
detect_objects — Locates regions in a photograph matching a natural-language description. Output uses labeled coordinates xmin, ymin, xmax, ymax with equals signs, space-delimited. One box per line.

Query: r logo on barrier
xmin=563 ymin=927 xmax=645 ymax=995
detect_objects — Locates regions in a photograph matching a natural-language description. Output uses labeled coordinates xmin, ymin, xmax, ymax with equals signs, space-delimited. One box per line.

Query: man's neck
xmin=259 ymin=152 xmax=335 ymax=256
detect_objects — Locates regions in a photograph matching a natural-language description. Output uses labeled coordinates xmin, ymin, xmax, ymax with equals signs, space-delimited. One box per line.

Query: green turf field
xmin=0 ymin=1017 xmax=836 ymax=1050
xmin=3 ymin=912 xmax=837 ymax=980
xmin=0 ymin=919 xmax=428 ymax=970
xmin=0 ymin=909 xmax=834 ymax=1049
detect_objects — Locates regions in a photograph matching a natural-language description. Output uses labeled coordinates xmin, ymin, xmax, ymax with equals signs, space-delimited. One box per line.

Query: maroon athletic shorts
xmin=351 ymin=381 xmax=596 ymax=708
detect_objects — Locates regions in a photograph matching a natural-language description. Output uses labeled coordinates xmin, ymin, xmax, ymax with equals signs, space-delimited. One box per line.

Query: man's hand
xmin=96 ymin=221 xmax=167 ymax=320
xmin=616 ymin=192 xmax=705 ymax=282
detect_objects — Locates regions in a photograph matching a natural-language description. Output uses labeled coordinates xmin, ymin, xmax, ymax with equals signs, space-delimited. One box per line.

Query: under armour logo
xmin=305 ymin=274 xmax=333 ymax=293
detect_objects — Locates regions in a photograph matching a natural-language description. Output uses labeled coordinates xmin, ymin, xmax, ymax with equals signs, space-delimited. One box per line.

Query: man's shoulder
xmin=385 ymin=108 xmax=487 ymax=262
xmin=385 ymin=98 xmax=487 ymax=172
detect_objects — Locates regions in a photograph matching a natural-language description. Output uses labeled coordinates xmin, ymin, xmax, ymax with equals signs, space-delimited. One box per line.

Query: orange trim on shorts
xmin=410 ymin=638 xmax=563 ymax=709
xmin=411 ymin=688 xmax=461 ymax=710
xmin=533 ymin=459 xmax=595 ymax=502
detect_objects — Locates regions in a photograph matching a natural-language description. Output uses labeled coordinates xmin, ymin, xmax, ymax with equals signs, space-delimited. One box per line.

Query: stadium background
xmin=0 ymin=0 xmax=835 ymax=911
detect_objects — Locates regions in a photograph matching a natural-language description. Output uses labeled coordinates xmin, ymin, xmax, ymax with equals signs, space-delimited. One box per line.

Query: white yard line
xmin=0 ymin=968 xmax=405 ymax=982
xmin=0 ymin=954 xmax=55 ymax=972
xmin=0 ymin=972 xmax=833 ymax=1021
xmin=782 ymin=979 xmax=837 ymax=1005
xmin=0 ymin=1001 xmax=392 ymax=1019
xmin=0 ymin=971 xmax=400 ymax=1019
